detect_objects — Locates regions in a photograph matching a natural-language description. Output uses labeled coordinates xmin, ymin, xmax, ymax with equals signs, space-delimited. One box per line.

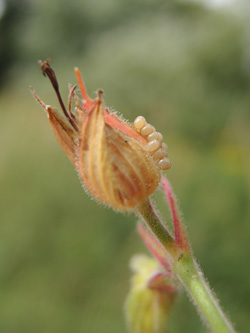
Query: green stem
xmin=137 ymin=199 xmax=235 ymax=332
xmin=175 ymin=254 xmax=235 ymax=332
xmin=137 ymin=199 xmax=176 ymax=256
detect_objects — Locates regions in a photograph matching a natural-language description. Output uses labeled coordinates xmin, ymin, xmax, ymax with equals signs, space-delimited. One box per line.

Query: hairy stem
xmin=137 ymin=199 xmax=235 ymax=332
xmin=175 ymin=254 xmax=235 ymax=332
xmin=137 ymin=199 xmax=176 ymax=256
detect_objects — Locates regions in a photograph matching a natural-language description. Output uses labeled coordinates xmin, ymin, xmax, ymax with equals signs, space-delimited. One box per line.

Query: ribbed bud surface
xmin=32 ymin=60 xmax=171 ymax=212
xmin=77 ymin=97 xmax=160 ymax=210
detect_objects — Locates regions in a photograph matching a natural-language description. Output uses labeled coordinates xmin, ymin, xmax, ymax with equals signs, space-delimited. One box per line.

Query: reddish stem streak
xmin=137 ymin=223 xmax=174 ymax=275
xmin=161 ymin=177 xmax=190 ymax=252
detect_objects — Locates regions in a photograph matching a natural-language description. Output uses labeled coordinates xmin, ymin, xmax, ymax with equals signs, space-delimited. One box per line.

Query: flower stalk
xmin=137 ymin=199 xmax=176 ymax=257
xmin=175 ymin=255 xmax=235 ymax=333
xmin=137 ymin=177 xmax=235 ymax=332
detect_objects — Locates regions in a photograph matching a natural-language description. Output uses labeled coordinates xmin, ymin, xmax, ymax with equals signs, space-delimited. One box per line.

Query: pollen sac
xmin=147 ymin=139 xmax=160 ymax=152
xmin=140 ymin=124 xmax=155 ymax=136
xmin=134 ymin=116 xmax=146 ymax=130
xmin=147 ymin=132 xmax=163 ymax=142
xmin=158 ymin=157 xmax=172 ymax=170
xmin=133 ymin=116 xmax=172 ymax=171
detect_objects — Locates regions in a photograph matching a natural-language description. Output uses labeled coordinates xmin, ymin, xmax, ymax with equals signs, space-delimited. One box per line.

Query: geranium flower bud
xmin=31 ymin=59 xmax=172 ymax=211
xmin=125 ymin=255 xmax=177 ymax=333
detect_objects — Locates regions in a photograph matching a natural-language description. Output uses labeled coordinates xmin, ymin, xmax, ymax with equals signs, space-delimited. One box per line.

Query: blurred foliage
xmin=0 ymin=0 xmax=27 ymax=87
xmin=0 ymin=0 xmax=250 ymax=332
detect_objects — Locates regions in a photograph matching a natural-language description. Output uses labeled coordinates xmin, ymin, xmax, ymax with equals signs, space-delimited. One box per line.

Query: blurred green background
xmin=0 ymin=0 xmax=250 ymax=332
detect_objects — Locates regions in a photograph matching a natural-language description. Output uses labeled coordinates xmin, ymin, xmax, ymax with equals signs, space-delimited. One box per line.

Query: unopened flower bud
xmin=31 ymin=59 xmax=172 ymax=211
xmin=125 ymin=255 xmax=177 ymax=333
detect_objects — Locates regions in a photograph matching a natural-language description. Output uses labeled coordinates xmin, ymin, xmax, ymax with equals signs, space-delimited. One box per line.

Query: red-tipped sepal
xmin=161 ymin=177 xmax=190 ymax=253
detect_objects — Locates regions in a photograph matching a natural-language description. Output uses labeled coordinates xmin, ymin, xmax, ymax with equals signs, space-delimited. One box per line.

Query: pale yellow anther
xmin=141 ymin=124 xmax=155 ymax=136
xmin=158 ymin=157 xmax=172 ymax=170
xmin=153 ymin=148 xmax=166 ymax=160
xmin=161 ymin=142 xmax=168 ymax=151
xmin=163 ymin=149 xmax=168 ymax=157
xmin=134 ymin=116 xmax=147 ymax=130
xmin=147 ymin=132 xmax=159 ymax=141
xmin=147 ymin=139 xmax=160 ymax=152
xmin=156 ymin=132 xmax=163 ymax=141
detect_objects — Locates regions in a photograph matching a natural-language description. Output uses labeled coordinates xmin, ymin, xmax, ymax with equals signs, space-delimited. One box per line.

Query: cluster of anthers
xmin=133 ymin=116 xmax=171 ymax=171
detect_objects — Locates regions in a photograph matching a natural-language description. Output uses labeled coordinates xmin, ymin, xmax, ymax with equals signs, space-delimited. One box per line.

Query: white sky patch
xmin=202 ymin=0 xmax=235 ymax=7
xmin=183 ymin=0 xmax=236 ymax=9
